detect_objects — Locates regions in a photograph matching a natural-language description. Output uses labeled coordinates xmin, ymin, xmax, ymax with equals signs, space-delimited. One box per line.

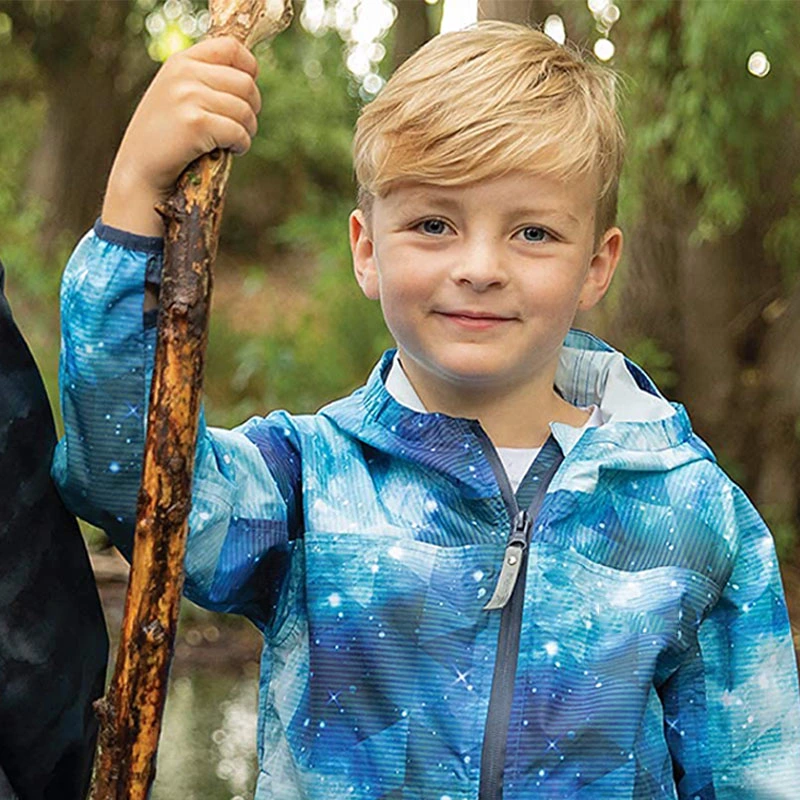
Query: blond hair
xmin=353 ymin=21 xmax=625 ymax=236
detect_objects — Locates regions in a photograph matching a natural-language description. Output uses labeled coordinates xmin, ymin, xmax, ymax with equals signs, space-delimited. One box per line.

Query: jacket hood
xmin=319 ymin=329 xmax=715 ymax=499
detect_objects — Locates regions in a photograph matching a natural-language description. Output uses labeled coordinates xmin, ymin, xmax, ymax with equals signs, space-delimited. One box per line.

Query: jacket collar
xmin=318 ymin=330 xmax=712 ymax=500
xmin=551 ymin=329 xmax=699 ymax=456
xmin=319 ymin=352 xmax=497 ymax=499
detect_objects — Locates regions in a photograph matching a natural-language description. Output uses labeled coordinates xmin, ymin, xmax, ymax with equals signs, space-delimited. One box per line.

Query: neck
xmin=398 ymin=354 xmax=589 ymax=449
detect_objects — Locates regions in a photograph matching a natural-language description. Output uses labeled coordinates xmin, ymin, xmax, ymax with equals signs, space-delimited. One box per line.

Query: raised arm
xmin=53 ymin=33 xmax=300 ymax=620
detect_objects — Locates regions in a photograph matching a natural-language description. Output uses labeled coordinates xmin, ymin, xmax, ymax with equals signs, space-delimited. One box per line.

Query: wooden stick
xmin=90 ymin=2 xmax=292 ymax=797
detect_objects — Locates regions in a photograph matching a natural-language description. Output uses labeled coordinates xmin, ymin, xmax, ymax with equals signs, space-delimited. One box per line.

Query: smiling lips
xmin=435 ymin=310 xmax=517 ymax=330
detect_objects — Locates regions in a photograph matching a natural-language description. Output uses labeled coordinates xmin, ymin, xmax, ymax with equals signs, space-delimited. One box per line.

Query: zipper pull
xmin=483 ymin=511 xmax=532 ymax=611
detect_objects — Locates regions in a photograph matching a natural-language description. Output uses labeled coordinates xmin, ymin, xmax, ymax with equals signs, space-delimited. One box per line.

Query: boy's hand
xmin=102 ymin=37 xmax=261 ymax=238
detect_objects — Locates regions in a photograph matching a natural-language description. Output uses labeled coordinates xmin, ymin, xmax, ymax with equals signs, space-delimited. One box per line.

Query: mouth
xmin=434 ymin=310 xmax=517 ymax=330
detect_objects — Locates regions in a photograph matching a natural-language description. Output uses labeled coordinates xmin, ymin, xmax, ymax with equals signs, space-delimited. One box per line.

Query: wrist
xmin=103 ymin=164 xmax=168 ymax=238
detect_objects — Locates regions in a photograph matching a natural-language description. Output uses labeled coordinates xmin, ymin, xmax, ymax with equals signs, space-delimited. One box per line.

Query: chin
xmin=430 ymin=356 xmax=513 ymax=387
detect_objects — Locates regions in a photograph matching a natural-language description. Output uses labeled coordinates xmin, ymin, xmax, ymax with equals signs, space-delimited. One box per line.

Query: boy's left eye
xmin=516 ymin=226 xmax=550 ymax=243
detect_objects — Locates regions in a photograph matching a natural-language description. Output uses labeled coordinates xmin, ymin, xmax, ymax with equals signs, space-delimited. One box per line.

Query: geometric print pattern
xmin=54 ymin=228 xmax=800 ymax=798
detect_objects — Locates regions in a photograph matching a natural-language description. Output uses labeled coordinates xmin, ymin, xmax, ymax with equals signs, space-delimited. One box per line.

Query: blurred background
xmin=1 ymin=0 xmax=799 ymax=797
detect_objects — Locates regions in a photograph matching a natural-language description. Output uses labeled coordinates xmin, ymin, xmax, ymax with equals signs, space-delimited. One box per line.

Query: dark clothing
xmin=0 ymin=260 xmax=107 ymax=799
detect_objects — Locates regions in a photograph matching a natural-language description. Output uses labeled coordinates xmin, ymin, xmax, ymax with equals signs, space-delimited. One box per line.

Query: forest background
xmin=1 ymin=0 xmax=799 ymax=797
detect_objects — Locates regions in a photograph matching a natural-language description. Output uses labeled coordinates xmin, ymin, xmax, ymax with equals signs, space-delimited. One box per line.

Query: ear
xmin=350 ymin=209 xmax=379 ymax=301
xmin=577 ymin=226 xmax=623 ymax=311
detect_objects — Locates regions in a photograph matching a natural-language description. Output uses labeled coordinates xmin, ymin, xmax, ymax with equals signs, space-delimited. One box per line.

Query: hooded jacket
xmin=0 ymin=259 xmax=107 ymax=800
xmin=54 ymin=224 xmax=800 ymax=799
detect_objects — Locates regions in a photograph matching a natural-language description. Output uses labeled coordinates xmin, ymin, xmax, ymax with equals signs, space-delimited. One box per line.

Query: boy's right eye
xmin=416 ymin=218 xmax=451 ymax=236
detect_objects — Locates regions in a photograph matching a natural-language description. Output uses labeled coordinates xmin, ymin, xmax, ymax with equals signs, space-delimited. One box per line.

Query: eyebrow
xmin=505 ymin=207 xmax=581 ymax=228
xmin=390 ymin=191 xmax=581 ymax=229
xmin=390 ymin=192 xmax=462 ymax=215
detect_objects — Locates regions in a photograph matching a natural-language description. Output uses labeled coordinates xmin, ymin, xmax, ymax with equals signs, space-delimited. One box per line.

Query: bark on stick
xmin=90 ymin=2 xmax=292 ymax=798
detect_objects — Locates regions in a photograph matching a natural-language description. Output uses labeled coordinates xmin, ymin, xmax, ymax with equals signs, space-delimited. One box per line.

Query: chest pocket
xmin=514 ymin=546 xmax=718 ymax=757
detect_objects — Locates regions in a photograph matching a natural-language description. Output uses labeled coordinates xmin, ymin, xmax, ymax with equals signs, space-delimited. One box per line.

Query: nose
xmin=449 ymin=236 xmax=508 ymax=291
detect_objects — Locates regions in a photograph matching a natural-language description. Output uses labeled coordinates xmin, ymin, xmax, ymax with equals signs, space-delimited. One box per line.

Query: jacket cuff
xmin=93 ymin=217 xmax=163 ymax=285
xmin=93 ymin=217 xmax=163 ymax=253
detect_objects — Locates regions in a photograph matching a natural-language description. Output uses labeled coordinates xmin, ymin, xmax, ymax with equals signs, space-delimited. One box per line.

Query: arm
xmin=53 ymin=35 xmax=300 ymax=621
xmin=658 ymin=481 xmax=800 ymax=798
xmin=54 ymin=223 xmax=302 ymax=622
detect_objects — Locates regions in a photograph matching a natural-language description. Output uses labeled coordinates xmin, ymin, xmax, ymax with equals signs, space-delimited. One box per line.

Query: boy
xmin=54 ymin=22 xmax=800 ymax=799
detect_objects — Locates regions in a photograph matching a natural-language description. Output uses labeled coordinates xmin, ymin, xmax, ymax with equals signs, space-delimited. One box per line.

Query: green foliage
xmin=253 ymin=30 xmax=358 ymax=175
xmin=765 ymin=179 xmax=800 ymax=284
xmin=619 ymin=0 xmax=800 ymax=254
xmin=0 ymin=33 xmax=65 ymax=409
xmin=204 ymin=200 xmax=390 ymax=426
xmin=621 ymin=336 xmax=677 ymax=391
xmin=266 ymin=205 xmax=391 ymax=407
xmin=241 ymin=25 xmax=360 ymax=233
xmin=198 ymin=20 xmax=384 ymax=424
xmin=0 ymin=42 xmax=47 ymax=293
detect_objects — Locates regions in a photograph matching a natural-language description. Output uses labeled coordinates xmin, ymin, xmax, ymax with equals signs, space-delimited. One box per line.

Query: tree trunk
xmin=0 ymin=0 xmax=154 ymax=252
xmin=27 ymin=55 xmax=148 ymax=250
xmin=478 ymin=0 xmax=532 ymax=23
xmin=477 ymin=1 xmax=586 ymax=38
xmin=675 ymin=209 xmax=740 ymax=445
xmin=756 ymin=281 xmax=800 ymax=556
xmin=391 ymin=0 xmax=431 ymax=69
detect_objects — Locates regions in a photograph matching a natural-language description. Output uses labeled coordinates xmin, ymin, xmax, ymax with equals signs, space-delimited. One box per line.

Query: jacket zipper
xmin=472 ymin=424 xmax=562 ymax=800
xmin=483 ymin=510 xmax=532 ymax=611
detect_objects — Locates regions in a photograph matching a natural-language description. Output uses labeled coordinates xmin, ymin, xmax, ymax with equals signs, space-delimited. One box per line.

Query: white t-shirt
xmin=384 ymin=354 xmax=603 ymax=492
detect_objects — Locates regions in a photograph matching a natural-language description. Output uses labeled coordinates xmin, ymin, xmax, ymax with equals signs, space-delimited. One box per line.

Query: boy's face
xmin=350 ymin=171 xmax=622 ymax=404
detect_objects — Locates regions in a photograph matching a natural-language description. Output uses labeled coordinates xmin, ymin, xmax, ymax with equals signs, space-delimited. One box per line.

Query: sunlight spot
xmin=594 ymin=37 xmax=615 ymax=61
xmin=748 ymin=51 xmax=770 ymax=78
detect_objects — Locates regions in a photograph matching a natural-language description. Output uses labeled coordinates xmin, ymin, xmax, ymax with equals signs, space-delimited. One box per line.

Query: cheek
xmin=522 ymin=259 xmax=588 ymax=301
xmin=375 ymin=257 xmax=430 ymax=309
xmin=374 ymin=269 xmax=434 ymax=346
xmin=516 ymin=273 xmax=587 ymax=329
xmin=378 ymin=281 xmax=419 ymax=333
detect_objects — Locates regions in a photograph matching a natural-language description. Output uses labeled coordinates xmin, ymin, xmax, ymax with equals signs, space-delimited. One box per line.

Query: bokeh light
xmin=300 ymin=0 xmax=396 ymax=97
xmin=142 ymin=0 xmax=206 ymax=61
xmin=586 ymin=0 xmax=620 ymax=64
xmin=594 ymin=37 xmax=615 ymax=62
xmin=543 ymin=15 xmax=566 ymax=46
xmin=601 ymin=4 xmax=620 ymax=27
xmin=587 ymin=0 xmax=609 ymax=14
xmin=747 ymin=50 xmax=771 ymax=78
xmin=440 ymin=0 xmax=478 ymax=34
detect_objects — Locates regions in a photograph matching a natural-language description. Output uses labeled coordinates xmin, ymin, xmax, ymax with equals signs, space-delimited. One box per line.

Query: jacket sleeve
xmin=52 ymin=223 xmax=303 ymax=624
xmin=658 ymin=479 xmax=800 ymax=798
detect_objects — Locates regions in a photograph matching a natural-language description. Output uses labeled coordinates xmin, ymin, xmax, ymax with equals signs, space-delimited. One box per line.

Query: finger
xmin=200 ymin=88 xmax=259 ymax=138
xmin=202 ymin=112 xmax=253 ymax=156
xmin=188 ymin=36 xmax=259 ymax=80
xmin=196 ymin=62 xmax=261 ymax=115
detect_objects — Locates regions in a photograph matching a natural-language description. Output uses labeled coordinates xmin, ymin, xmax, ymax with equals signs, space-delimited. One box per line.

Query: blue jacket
xmin=54 ymin=224 xmax=800 ymax=799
